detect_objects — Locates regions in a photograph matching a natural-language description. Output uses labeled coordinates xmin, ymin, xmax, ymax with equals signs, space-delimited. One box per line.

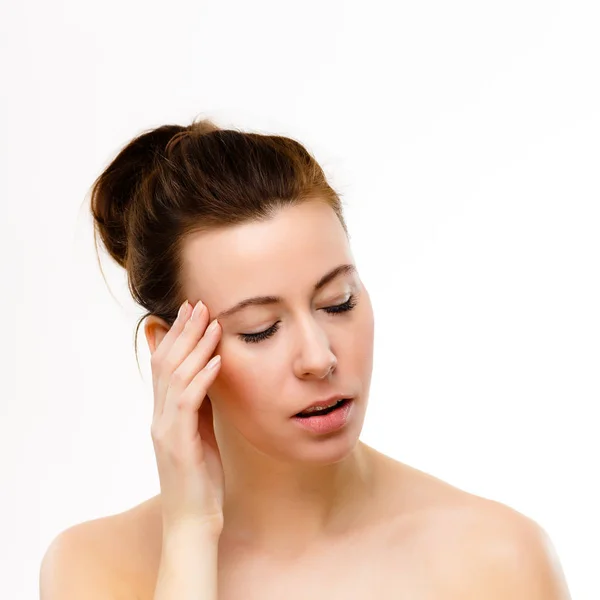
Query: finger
xmin=153 ymin=300 xmax=210 ymax=418
xmin=153 ymin=300 xmax=192 ymax=362
xmin=151 ymin=300 xmax=192 ymax=418
xmin=164 ymin=355 xmax=221 ymax=444
xmin=170 ymin=318 xmax=221 ymax=391
xmin=162 ymin=320 xmax=221 ymax=421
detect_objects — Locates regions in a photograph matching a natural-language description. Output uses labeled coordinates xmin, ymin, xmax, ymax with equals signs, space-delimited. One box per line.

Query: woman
xmin=40 ymin=118 xmax=571 ymax=599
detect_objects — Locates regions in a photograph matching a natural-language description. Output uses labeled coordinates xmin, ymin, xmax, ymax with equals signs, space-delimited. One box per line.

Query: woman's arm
xmin=153 ymin=523 xmax=221 ymax=600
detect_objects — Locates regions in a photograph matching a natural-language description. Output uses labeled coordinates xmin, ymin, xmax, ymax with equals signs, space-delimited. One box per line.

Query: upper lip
xmin=293 ymin=394 xmax=352 ymax=416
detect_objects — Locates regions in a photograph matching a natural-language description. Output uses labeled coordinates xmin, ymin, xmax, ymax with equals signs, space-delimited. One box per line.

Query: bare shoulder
xmin=40 ymin=497 xmax=162 ymax=600
xmin=390 ymin=461 xmax=570 ymax=598
xmin=436 ymin=497 xmax=572 ymax=599
xmin=374 ymin=453 xmax=571 ymax=599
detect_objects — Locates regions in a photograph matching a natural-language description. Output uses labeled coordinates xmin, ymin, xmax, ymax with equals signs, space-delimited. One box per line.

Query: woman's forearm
xmin=153 ymin=525 xmax=222 ymax=600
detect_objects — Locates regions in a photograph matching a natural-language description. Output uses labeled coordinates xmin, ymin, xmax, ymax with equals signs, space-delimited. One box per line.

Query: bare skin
xmin=41 ymin=199 xmax=571 ymax=598
xmin=63 ymin=447 xmax=570 ymax=599
xmin=148 ymin=198 xmax=379 ymax=550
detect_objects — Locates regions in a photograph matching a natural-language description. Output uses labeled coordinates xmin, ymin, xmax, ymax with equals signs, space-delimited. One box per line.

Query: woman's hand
xmin=150 ymin=299 xmax=225 ymax=536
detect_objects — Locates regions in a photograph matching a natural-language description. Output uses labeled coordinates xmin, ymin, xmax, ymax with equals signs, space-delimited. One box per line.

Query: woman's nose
xmin=292 ymin=321 xmax=338 ymax=379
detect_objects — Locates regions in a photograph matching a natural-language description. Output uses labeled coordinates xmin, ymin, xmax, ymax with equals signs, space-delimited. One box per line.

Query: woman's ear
xmin=144 ymin=315 xmax=171 ymax=356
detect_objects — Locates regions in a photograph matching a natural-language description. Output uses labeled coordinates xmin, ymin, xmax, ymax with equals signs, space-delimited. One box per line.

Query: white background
xmin=1 ymin=1 xmax=598 ymax=598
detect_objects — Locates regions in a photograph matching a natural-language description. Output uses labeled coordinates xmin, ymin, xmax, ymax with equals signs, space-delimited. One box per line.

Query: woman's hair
xmin=89 ymin=116 xmax=348 ymax=365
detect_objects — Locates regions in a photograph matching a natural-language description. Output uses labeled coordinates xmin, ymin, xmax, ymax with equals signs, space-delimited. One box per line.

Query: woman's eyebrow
xmin=215 ymin=263 xmax=357 ymax=320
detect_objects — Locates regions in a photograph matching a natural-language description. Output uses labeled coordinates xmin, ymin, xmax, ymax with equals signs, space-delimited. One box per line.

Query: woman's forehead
xmin=180 ymin=203 xmax=353 ymax=312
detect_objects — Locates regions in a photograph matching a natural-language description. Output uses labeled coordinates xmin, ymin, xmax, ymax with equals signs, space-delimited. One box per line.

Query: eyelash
xmin=238 ymin=294 xmax=358 ymax=344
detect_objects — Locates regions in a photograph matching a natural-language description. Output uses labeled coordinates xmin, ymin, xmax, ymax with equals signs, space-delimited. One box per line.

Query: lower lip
xmin=292 ymin=399 xmax=354 ymax=434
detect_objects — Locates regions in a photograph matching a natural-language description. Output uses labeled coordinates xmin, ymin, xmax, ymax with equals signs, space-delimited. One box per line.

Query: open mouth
xmin=295 ymin=398 xmax=350 ymax=418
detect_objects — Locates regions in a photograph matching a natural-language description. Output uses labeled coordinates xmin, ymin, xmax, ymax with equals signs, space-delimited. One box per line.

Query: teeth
xmin=302 ymin=400 xmax=342 ymax=414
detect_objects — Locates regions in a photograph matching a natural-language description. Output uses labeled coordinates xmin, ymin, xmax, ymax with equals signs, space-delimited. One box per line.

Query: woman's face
xmin=179 ymin=199 xmax=374 ymax=459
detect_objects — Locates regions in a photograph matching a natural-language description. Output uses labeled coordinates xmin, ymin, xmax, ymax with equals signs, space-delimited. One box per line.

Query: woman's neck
xmin=217 ymin=440 xmax=378 ymax=556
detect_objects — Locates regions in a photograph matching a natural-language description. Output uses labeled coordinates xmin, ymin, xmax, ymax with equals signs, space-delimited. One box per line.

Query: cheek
xmin=211 ymin=347 xmax=279 ymax=407
xmin=354 ymin=292 xmax=375 ymax=345
xmin=348 ymin=298 xmax=375 ymax=370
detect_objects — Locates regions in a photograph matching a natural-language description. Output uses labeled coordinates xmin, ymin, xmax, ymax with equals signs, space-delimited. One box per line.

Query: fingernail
xmin=178 ymin=301 xmax=190 ymax=320
xmin=191 ymin=300 xmax=205 ymax=321
xmin=206 ymin=355 xmax=221 ymax=370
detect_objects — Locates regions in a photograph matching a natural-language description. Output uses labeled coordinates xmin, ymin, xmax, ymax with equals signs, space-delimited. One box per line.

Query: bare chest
xmin=129 ymin=525 xmax=453 ymax=600
xmin=214 ymin=528 xmax=443 ymax=600
xmin=218 ymin=559 xmax=402 ymax=600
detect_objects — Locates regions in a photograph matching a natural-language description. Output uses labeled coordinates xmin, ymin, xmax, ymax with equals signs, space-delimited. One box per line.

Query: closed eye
xmin=238 ymin=294 xmax=358 ymax=344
